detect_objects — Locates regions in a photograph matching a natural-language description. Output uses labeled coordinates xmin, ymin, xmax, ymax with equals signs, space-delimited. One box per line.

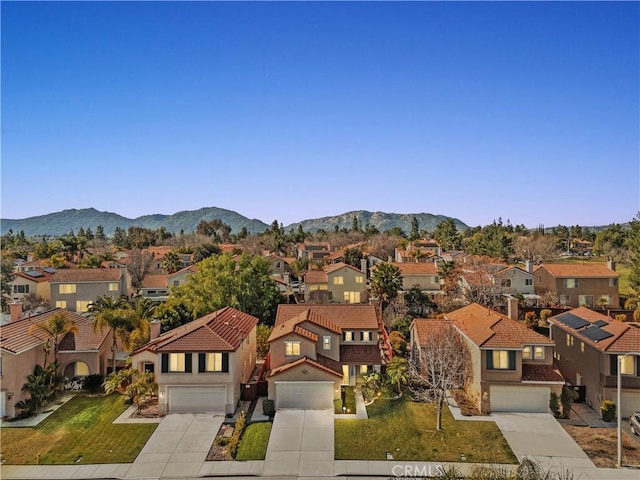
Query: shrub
xmin=601 ymin=400 xmax=616 ymax=422
xmin=560 ymin=386 xmax=579 ymax=419
xmin=524 ymin=311 xmax=538 ymax=328
xmin=615 ymin=314 xmax=627 ymax=322
xmin=82 ymin=374 xmax=104 ymax=393
xmin=540 ymin=309 xmax=552 ymax=322
xmin=262 ymin=399 xmax=275 ymax=418
xmin=549 ymin=392 xmax=561 ymax=418
xmin=228 ymin=410 xmax=247 ymax=458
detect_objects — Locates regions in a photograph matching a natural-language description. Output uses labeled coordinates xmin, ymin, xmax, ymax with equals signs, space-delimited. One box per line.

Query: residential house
xmin=411 ymin=303 xmax=564 ymax=414
xmin=130 ymin=307 xmax=258 ymax=414
xmin=548 ymin=307 xmax=640 ymax=417
xmin=0 ymin=308 xmax=112 ymax=418
xmin=534 ymin=261 xmax=620 ymax=308
xmin=303 ymin=262 xmax=367 ymax=304
xmin=267 ymin=304 xmax=392 ymax=409
xmin=297 ymin=242 xmax=331 ymax=262
xmin=49 ymin=268 xmax=130 ymax=312
xmin=265 ymin=254 xmax=292 ymax=279
xmin=492 ymin=265 xmax=535 ymax=296
xmin=13 ymin=258 xmax=75 ymax=273
xmin=395 ymin=239 xmax=442 ymax=263
xmin=392 ymin=262 xmax=441 ymax=295
xmin=9 ymin=267 xmax=57 ymax=302
xmin=139 ymin=274 xmax=170 ymax=303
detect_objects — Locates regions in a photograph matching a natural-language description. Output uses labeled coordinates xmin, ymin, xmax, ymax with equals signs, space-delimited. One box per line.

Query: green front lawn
xmin=335 ymin=396 xmax=517 ymax=463
xmin=1 ymin=394 xmax=157 ymax=465
xmin=235 ymin=422 xmax=272 ymax=460
xmin=334 ymin=386 xmax=357 ymax=414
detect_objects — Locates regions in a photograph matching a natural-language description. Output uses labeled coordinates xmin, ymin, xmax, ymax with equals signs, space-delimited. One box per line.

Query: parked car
xmin=630 ymin=412 xmax=640 ymax=435
xmin=290 ymin=281 xmax=300 ymax=289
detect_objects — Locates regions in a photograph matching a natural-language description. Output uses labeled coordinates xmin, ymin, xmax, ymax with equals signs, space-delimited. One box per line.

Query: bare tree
xmin=459 ymin=260 xmax=505 ymax=310
xmin=126 ymin=249 xmax=154 ymax=294
xmin=513 ymin=232 xmax=558 ymax=263
xmin=409 ymin=320 xmax=471 ymax=430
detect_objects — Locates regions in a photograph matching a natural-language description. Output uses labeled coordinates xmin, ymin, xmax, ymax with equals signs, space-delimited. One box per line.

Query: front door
xmin=342 ymin=365 xmax=356 ymax=386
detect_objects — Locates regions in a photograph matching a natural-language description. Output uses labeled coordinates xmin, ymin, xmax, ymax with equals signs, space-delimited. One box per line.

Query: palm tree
xmin=28 ymin=312 xmax=78 ymax=370
xmin=127 ymin=296 xmax=155 ymax=350
xmin=161 ymin=251 xmax=181 ymax=274
xmin=89 ymin=295 xmax=132 ymax=374
xmin=370 ymin=263 xmax=403 ymax=309
xmin=386 ymin=356 xmax=409 ymax=394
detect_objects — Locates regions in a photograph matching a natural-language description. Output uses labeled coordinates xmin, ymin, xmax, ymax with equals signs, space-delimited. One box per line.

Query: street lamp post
xmin=617 ymin=352 xmax=640 ymax=468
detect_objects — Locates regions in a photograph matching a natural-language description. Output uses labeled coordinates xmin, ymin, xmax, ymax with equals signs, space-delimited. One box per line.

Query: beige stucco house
xmin=49 ymin=268 xmax=130 ymax=312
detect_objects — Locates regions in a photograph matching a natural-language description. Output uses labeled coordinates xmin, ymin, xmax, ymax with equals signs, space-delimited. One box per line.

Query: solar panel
xmin=43 ymin=267 xmax=57 ymax=274
xmin=593 ymin=320 xmax=608 ymax=328
xmin=555 ymin=312 xmax=589 ymax=330
xmin=581 ymin=326 xmax=613 ymax=342
xmin=25 ymin=270 xmax=44 ymax=278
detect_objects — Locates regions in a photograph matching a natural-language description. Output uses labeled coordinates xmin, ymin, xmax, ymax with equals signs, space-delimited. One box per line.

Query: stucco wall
xmin=1 ymin=347 xmax=46 ymax=418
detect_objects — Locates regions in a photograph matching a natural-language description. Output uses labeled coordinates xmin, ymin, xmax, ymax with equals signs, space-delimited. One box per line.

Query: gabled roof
xmin=392 ymin=262 xmax=438 ymax=275
xmin=51 ymin=268 xmax=122 ymax=283
xmin=0 ymin=309 xmax=108 ymax=355
xmin=548 ymin=307 xmax=640 ymax=353
xmin=444 ymin=303 xmax=554 ymax=348
xmin=268 ymin=309 xmax=341 ymax=343
xmin=135 ymin=306 xmax=257 ymax=353
xmin=11 ymin=269 xmax=56 ymax=283
xmin=276 ymin=304 xmax=379 ymax=330
xmin=268 ymin=355 xmax=343 ymax=378
xmin=493 ymin=266 xmax=534 ymax=278
xmin=168 ymin=265 xmax=197 ymax=279
xmin=324 ymin=262 xmax=363 ymax=275
xmin=534 ymin=263 xmax=619 ymax=278
xmin=411 ymin=319 xmax=451 ymax=346
xmin=304 ymin=270 xmax=328 ymax=284
xmin=141 ymin=274 xmax=168 ymax=289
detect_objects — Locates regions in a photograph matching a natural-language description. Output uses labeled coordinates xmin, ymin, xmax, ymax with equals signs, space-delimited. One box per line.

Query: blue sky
xmin=2 ymin=1 xmax=638 ymax=229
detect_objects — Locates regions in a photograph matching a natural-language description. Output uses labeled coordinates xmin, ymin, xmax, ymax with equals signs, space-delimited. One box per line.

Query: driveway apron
xmin=263 ymin=409 xmax=334 ymax=477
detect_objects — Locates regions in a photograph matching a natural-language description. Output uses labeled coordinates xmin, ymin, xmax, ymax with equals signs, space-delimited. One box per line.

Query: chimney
xmin=284 ymin=272 xmax=290 ymax=285
xmin=507 ymin=297 xmax=519 ymax=321
xmin=525 ymin=260 xmax=533 ymax=273
xmin=361 ymin=258 xmax=368 ymax=275
xmin=10 ymin=301 xmax=23 ymax=322
xmin=606 ymin=259 xmax=616 ymax=272
xmin=150 ymin=319 xmax=161 ymax=340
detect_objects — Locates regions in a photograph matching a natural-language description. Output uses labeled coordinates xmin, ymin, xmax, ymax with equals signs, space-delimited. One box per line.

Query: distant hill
xmin=286 ymin=210 xmax=468 ymax=234
xmin=0 ymin=207 xmax=271 ymax=237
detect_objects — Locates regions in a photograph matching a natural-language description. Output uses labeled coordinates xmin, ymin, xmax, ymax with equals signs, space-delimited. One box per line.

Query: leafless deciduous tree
xmin=513 ymin=232 xmax=558 ymax=263
xmin=409 ymin=320 xmax=471 ymax=430
xmin=126 ymin=249 xmax=154 ymax=294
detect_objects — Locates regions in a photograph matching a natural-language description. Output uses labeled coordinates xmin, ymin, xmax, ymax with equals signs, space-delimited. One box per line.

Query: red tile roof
xmin=268 ymin=309 xmax=341 ymax=342
xmin=444 ymin=303 xmax=554 ymax=348
xmin=11 ymin=270 xmax=56 ymax=283
xmin=324 ymin=262 xmax=363 ymax=275
xmin=268 ymin=355 xmax=343 ymax=378
xmin=276 ymin=304 xmax=379 ymax=330
xmin=534 ymin=263 xmax=619 ymax=278
xmin=135 ymin=306 xmax=257 ymax=353
xmin=522 ymin=364 xmax=565 ymax=383
xmin=0 ymin=309 xmax=108 ymax=354
xmin=141 ymin=274 xmax=168 ymax=288
xmin=304 ymin=270 xmax=328 ymax=284
xmin=51 ymin=268 xmax=122 ymax=283
xmin=340 ymin=345 xmax=383 ymax=364
xmin=393 ymin=262 xmax=438 ymax=275
xmin=411 ymin=319 xmax=452 ymax=346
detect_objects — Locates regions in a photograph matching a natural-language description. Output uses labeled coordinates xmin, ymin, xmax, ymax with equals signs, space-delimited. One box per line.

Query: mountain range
xmin=0 ymin=207 xmax=469 ymax=237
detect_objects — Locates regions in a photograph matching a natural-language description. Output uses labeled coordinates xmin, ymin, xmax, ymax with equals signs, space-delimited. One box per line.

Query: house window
xmin=559 ymin=295 xmax=570 ymax=306
xmin=523 ymin=346 xmax=532 ymax=360
xmin=525 ymin=278 xmax=533 ymax=286
xmin=173 ymin=280 xmax=179 ymax=287
xmin=566 ymin=334 xmax=574 ymax=347
xmin=333 ymin=276 xmax=344 ymax=285
xmin=433 ymin=275 xmax=440 ymax=284
xmin=75 ymin=362 xmax=90 ymax=376
xmin=488 ymin=350 xmax=514 ymax=370
xmin=565 ymin=279 xmax=579 ymax=289
xmin=344 ymin=291 xmax=361 ymax=303
xmin=580 ymin=341 xmax=585 ymax=353
xmin=169 ymin=353 xmax=186 ymax=372
xmin=76 ymin=301 xmax=91 ymax=312
xmin=323 ymin=336 xmax=331 ymax=350
xmin=609 ymin=278 xmax=618 ymax=287
xmin=620 ymin=355 xmax=635 ymax=375
xmin=12 ymin=285 xmax=29 ymax=294
xmin=534 ymin=346 xmax=545 ymax=360
xmin=501 ymin=279 xmax=512 ymax=288
xmin=275 ymin=261 xmax=281 ymax=269
xmin=285 ymin=341 xmax=300 ymax=356
xmin=360 ymin=365 xmax=369 ymax=374
xmin=355 ymin=276 xmax=364 ymax=284
xmin=361 ymin=331 xmax=372 ymax=342
xmin=578 ymin=295 xmax=594 ymax=308
xmin=108 ymin=282 xmax=119 ymax=292
xmin=206 ymin=353 xmax=223 ymax=372
xmin=343 ymin=331 xmax=354 ymax=342
xmin=55 ymin=301 xmax=67 ymax=309
xmin=59 ymin=284 xmax=77 ymax=294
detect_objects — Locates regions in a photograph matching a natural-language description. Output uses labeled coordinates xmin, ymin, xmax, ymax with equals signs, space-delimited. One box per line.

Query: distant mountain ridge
xmin=0 ymin=207 xmax=470 ymax=238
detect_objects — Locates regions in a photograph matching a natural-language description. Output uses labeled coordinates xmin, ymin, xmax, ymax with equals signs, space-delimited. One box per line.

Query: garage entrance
xmin=274 ymin=381 xmax=334 ymax=409
xmin=167 ymin=385 xmax=226 ymax=413
xmin=490 ymin=385 xmax=550 ymax=413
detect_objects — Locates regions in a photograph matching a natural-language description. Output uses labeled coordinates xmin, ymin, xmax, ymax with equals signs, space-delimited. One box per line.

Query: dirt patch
xmin=130 ymin=399 xmax=164 ymax=418
xmin=563 ymin=425 xmax=640 ymax=468
xmin=206 ymin=424 xmax=234 ymax=461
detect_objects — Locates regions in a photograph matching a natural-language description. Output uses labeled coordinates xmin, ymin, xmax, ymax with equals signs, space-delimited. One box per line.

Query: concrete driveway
xmin=263 ymin=409 xmax=334 ymax=477
xmin=492 ymin=412 xmax=595 ymax=470
xmin=125 ymin=413 xmax=223 ymax=479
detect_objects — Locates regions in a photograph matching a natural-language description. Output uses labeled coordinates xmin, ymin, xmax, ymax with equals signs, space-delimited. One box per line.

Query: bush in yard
xmin=615 ymin=313 xmax=627 ymax=322
xmin=560 ymin=386 xmax=579 ymax=419
xmin=539 ymin=309 xmax=552 ymax=322
xmin=601 ymin=400 xmax=616 ymax=422
xmin=82 ymin=374 xmax=104 ymax=393
xmin=549 ymin=392 xmax=561 ymax=418
xmin=228 ymin=410 xmax=247 ymax=458
xmin=524 ymin=311 xmax=538 ymax=328
xmin=262 ymin=399 xmax=275 ymax=418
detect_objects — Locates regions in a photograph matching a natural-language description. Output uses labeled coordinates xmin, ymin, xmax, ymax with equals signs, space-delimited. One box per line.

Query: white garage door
xmin=275 ymin=381 xmax=334 ymax=409
xmin=491 ymin=385 xmax=550 ymax=413
xmin=168 ymin=386 xmax=226 ymax=413
xmin=620 ymin=391 xmax=640 ymax=418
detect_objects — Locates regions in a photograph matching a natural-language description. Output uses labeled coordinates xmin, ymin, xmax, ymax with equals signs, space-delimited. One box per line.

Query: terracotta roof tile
xmin=324 ymin=262 xmax=363 ymax=275
xmin=411 ymin=319 xmax=451 ymax=345
xmin=534 ymin=263 xmax=619 ymax=278
xmin=522 ymin=364 xmax=565 ymax=383
xmin=51 ymin=269 xmax=122 ymax=283
xmin=141 ymin=274 xmax=168 ymax=288
xmin=11 ymin=270 xmax=56 ymax=283
xmin=268 ymin=309 xmax=341 ymax=342
xmin=340 ymin=344 xmax=383 ymax=364
xmin=304 ymin=270 xmax=328 ymax=284
xmin=136 ymin=306 xmax=257 ymax=353
xmin=269 ymin=355 xmax=343 ymax=378
xmin=276 ymin=304 xmax=379 ymax=330
xmin=392 ymin=262 xmax=438 ymax=275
